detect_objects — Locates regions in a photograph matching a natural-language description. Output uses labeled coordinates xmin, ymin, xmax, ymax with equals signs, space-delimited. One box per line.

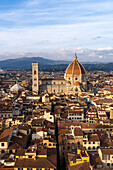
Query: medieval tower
xmin=32 ymin=62 xmax=39 ymax=92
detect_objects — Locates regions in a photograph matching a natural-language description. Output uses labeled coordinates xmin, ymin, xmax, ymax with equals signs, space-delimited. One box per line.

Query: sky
xmin=0 ymin=0 xmax=113 ymax=62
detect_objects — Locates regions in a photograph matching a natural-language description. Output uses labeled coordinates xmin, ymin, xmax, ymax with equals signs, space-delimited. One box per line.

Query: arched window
xmin=34 ymin=70 xmax=36 ymax=75
xmin=10 ymin=150 xmax=12 ymax=154
xmin=75 ymin=88 xmax=78 ymax=91
xmin=93 ymin=146 xmax=95 ymax=150
xmin=1 ymin=150 xmax=5 ymax=153
xmin=68 ymin=146 xmax=70 ymax=150
xmin=77 ymin=142 xmax=80 ymax=147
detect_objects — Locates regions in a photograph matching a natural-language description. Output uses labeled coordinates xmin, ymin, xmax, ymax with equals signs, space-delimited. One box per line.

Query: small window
xmin=34 ymin=78 xmax=37 ymax=81
xmin=46 ymin=82 xmax=48 ymax=85
xmin=61 ymin=82 xmax=63 ymax=84
xmin=72 ymin=146 xmax=74 ymax=149
xmin=63 ymin=146 xmax=65 ymax=150
xmin=75 ymin=77 xmax=77 ymax=80
xmin=18 ymin=168 xmax=23 ymax=170
xmin=34 ymin=70 xmax=36 ymax=74
xmin=53 ymin=82 xmax=56 ymax=84
xmin=29 ymin=156 xmax=32 ymax=158
xmin=49 ymin=143 xmax=51 ymax=146
xmin=1 ymin=150 xmax=5 ymax=153
xmin=34 ymin=84 xmax=37 ymax=86
xmin=1 ymin=143 xmax=4 ymax=146
xmin=107 ymin=163 xmax=110 ymax=166
xmin=93 ymin=142 xmax=95 ymax=144
xmin=67 ymin=146 xmax=70 ymax=150
xmin=54 ymin=90 xmax=55 ymax=93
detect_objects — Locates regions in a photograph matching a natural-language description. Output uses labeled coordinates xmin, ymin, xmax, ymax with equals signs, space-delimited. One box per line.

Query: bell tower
xmin=32 ymin=62 xmax=39 ymax=93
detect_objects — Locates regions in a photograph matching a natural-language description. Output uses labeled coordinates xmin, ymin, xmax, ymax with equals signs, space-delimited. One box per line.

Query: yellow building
xmin=67 ymin=147 xmax=90 ymax=169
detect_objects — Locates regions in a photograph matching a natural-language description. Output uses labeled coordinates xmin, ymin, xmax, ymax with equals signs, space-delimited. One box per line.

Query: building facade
xmin=32 ymin=53 xmax=87 ymax=94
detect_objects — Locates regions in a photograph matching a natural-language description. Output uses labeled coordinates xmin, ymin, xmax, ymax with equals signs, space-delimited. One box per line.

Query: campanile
xmin=32 ymin=62 xmax=39 ymax=92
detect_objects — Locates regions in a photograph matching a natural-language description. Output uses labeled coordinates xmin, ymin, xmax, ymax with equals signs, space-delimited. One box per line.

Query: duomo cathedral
xmin=32 ymin=53 xmax=87 ymax=94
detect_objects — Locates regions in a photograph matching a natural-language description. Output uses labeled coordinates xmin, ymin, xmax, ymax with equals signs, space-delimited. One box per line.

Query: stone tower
xmin=32 ymin=62 xmax=39 ymax=93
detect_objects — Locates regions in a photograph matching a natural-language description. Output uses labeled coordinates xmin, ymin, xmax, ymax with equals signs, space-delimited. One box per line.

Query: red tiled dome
xmin=73 ymin=81 xmax=80 ymax=86
xmin=65 ymin=53 xmax=86 ymax=77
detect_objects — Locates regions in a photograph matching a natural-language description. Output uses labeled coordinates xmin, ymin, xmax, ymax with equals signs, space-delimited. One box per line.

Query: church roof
xmin=10 ymin=83 xmax=24 ymax=91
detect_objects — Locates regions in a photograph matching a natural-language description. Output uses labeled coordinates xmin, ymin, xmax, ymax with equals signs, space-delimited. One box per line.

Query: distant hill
xmin=0 ymin=57 xmax=70 ymax=70
xmin=84 ymin=63 xmax=113 ymax=72
xmin=0 ymin=57 xmax=113 ymax=72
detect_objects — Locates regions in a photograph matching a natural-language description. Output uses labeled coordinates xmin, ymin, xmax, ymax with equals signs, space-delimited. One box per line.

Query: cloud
xmin=0 ymin=47 xmax=113 ymax=63
xmin=24 ymin=0 xmax=41 ymax=7
xmin=0 ymin=0 xmax=113 ymax=62
xmin=97 ymin=47 xmax=113 ymax=51
xmin=0 ymin=0 xmax=113 ymax=27
xmin=92 ymin=36 xmax=101 ymax=40
xmin=0 ymin=20 xmax=113 ymax=54
xmin=99 ymin=56 xmax=103 ymax=58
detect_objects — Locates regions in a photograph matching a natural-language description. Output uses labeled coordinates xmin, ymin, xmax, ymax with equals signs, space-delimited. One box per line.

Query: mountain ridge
xmin=0 ymin=57 xmax=113 ymax=71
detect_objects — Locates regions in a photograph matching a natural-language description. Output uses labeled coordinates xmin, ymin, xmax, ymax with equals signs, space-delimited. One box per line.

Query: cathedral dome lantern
xmin=64 ymin=53 xmax=86 ymax=83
